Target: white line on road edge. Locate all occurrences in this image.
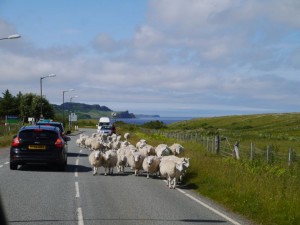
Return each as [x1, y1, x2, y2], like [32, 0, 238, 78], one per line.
[177, 188, 241, 225]
[77, 207, 84, 225]
[75, 182, 80, 198]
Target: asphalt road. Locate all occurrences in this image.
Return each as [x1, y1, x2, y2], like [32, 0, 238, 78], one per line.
[0, 128, 254, 225]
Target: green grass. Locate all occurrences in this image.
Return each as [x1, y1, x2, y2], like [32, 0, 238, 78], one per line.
[117, 113, 300, 225]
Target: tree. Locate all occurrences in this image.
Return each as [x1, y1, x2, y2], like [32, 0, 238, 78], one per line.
[19, 93, 55, 122]
[0, 89, 19, 117]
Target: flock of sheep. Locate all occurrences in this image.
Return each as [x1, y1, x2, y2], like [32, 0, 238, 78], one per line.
[76, 132, 190, 189]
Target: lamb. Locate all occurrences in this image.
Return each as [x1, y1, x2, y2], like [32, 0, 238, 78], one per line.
[127, 151, 145, 176]
[169, 143, 185, 155]
[142, 155, 160, 179]
[102, 150, 118, 175]
[159, 160, 185, 189]
[88, 150, 103, 176]
[155, 144, 171, 157]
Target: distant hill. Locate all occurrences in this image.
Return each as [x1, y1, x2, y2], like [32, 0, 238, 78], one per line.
[52, 103, 135, 119]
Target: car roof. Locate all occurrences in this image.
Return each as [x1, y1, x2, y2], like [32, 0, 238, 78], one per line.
[36, 121, 62, 125]
[36, 121, 64, 130]
[19, 125, 60, 132]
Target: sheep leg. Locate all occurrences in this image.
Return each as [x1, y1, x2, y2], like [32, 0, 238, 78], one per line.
[167, 176, 171, 188]
[93, 166, 97, 176]
[172, 177, 176, 189]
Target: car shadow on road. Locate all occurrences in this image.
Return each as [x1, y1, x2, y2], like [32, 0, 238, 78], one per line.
[67, 152, 88, 157]
[16, 163, 92, 173]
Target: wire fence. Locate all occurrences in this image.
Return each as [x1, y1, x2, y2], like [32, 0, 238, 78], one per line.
[141, 128, 299, 166]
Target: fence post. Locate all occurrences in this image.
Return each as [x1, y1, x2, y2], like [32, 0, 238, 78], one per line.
[215, 135, 220, 154]
[288, 148, 293, 166]
[233, 141, 240, 160]
[206, 137, 210, 151]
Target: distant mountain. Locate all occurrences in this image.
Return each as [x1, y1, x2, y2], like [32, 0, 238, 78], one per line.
[52, 103, 135, 119]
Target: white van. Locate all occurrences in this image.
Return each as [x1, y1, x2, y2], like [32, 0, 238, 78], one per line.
[97, 117, 111, 133]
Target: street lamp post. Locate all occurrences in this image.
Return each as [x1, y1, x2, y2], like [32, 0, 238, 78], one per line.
[69, 96, 78, 130]
[40, 74, 56, 119]
[0, 34, 21, 41]
[62, 89, 75, 125]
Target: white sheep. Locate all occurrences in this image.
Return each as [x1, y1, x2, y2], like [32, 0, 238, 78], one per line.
[142, 155, 160, 179]
[155, 144, 171, 157]
[76, 134, 88, 148]
[169, 143, 185, 155]
[116, 154, 127, 173]
[88, 150, 103, 176]
[102, 150, 118, 175]
[127, 151, 145, 176]
[124, 132, 130, 141]
[138, 144, 155, 157]
[160, 155, 190, 181]
[159, 160, 185, 189]
[90, 138, 105, 151]
[136, 139, 147, 148]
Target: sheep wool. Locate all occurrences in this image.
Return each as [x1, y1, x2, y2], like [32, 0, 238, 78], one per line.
[142, 155, 160, 179]
[88, 150, 103, 176]
[159, 160, 185, 189]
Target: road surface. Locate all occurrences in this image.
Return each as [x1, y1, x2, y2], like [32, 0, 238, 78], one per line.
[0, 128, 254, 225]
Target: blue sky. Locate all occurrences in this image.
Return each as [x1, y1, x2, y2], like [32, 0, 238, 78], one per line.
[1, 0, 300, 117]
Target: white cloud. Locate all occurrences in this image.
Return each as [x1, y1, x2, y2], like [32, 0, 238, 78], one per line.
[1, 1, 300, 117]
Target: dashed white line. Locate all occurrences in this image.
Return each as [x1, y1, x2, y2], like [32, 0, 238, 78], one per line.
[0, 165, 3, 168]
[5, 162, 9, 164]
[177, 188, 241, 225]
[77, 207, 84, 225]
[75, 181, 80, 198]
[75, 168, 78, 177]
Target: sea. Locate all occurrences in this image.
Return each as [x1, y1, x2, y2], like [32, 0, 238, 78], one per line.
[114, 117, 195, 125]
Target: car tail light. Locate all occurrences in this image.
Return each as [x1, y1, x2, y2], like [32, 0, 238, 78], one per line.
[55, 138, 64, 148]
[12, 137, 20, 147]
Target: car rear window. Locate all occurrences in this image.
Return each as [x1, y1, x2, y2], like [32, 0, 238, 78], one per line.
[19, 129, 58, 142]
[36, 123, 65, 133]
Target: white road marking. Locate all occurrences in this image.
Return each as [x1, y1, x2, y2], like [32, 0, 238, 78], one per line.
[77, 207, 84, 225]
[75, 182, 80, 198]
[0, 165, 3, 168]
[75, 168, 78, 177]
[5, 162, 9, 164]
[76, 158, 79, 165]
[177, 188, 241, 225]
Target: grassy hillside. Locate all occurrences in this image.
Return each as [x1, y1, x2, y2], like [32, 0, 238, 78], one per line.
[116, 113, 300, 225]
[167, 113, 300, 153]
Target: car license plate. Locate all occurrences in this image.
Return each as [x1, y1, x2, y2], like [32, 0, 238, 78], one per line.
[28, 145, 46, 150]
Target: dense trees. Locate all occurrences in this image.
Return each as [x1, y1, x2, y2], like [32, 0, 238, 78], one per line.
[0, 89, 55, 122]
